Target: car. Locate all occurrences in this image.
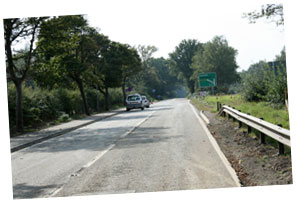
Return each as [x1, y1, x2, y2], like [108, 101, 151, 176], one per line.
[126, 94, 144, 111]
[141, 95, 150, 108]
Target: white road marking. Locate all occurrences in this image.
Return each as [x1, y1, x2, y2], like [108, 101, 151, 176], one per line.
[75, 190, 136, 196]
[46, 185, 63, 198]
[188, 100, 241, 187]
[49, 110, 156, 198]
[199, 111, 210, 125]
[83, 144, 116, 168]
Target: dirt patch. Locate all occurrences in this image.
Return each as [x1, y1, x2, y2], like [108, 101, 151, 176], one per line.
[203, 111, 293, 187]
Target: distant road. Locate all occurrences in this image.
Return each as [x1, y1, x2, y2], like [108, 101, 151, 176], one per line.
[11, 98, 239, 199]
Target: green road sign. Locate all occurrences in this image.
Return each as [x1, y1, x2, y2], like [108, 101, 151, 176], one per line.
[198, 72, 217, 88]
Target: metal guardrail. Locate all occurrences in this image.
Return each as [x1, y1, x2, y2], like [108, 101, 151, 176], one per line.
[217, 102, 290, 155]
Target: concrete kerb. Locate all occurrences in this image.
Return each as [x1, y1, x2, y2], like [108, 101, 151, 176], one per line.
[188, 100, 241, 187]
[10, 100, 163, 153]
[199, 111, 210, 125]
[10, 109, 125, 153]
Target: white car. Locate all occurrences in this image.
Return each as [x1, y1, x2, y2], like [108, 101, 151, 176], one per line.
[141, 95, 150, 108]
[126, 94, 144, 111]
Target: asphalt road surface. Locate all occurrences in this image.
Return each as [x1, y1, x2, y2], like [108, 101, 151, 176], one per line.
[11, 98, 239, 199]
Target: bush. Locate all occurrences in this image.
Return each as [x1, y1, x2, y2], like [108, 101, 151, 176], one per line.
[109, 88, 123, 108]
[22, 86, 60, 127]
[57, 112, 70, 122]
[264, 66, 287, 106]
[241, 72, 268, 101]
[7, 83, 125, 133]
[240, 61, 287, 107]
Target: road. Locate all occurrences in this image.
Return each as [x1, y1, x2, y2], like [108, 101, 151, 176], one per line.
[11, 98, 239, 199]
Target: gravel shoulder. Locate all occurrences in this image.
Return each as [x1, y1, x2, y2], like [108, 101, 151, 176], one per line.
[202, 110, 293, 186]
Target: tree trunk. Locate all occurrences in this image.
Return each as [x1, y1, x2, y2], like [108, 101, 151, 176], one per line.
[95, 84, 100, 112]
[105, 87, 109, 111]
[122, 79, 127, 106]
[188, 80, 195, 94]
[15, 81, 24, 133]
[77, 80, 90, 116]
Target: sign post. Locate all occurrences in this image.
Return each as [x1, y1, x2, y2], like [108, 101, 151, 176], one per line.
[152, 89, 156, 100]
[198, 72, 217, 95]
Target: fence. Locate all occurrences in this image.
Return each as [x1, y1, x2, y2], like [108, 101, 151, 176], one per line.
[217, 102, 290, 155]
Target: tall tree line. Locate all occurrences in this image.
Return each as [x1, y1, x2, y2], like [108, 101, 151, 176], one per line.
[4, 15, 181, 133]
[4, 15, 142, 132]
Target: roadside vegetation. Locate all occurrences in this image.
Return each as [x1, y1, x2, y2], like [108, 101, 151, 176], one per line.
[4, 15, 183, 135]
[4, 4, 288, 136]
[191, 94, 289, 129]
[187, 3, 289, 130]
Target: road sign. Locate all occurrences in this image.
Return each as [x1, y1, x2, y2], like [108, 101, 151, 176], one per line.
[125, 87, 132, 92]
[152, 89, 156, 93]
[198, 72, 217, 88]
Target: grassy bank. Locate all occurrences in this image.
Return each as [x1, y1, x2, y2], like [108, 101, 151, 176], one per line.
[191, 94, 290, 129]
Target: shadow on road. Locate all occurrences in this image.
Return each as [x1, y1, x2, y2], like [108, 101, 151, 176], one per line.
[13, 183, 58, 199]
[115, 126, 181, 150]
[23, 125, 178, 154]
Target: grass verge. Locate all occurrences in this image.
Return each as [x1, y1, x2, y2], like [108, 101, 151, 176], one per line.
[191, 94, 290, 129]
[191, 94, 291, 154]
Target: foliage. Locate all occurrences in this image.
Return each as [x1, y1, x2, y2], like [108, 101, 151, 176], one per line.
[7, 82, 124, 134]
[147, 57, 182, 98]
[228, 82, 242, 94]
[4, 17, 47, 132]
[240, 48, 287, 106]
[263, 63, 287, 107]
[127, 45, 160, 98]
[169, 39, 203, 94]
[5, 15, 182, 134]
[191, 95, 289, 129]
[34, 15, 98, 115]
[240, 61, 269, 101]
[128, 45, 181, 100]
[8, 83, 60, 131]
[243, 4, 284, 26]
[191, 36, 239, 92]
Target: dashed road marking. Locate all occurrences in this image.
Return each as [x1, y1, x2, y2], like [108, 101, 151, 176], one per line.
[49, 110, 156, 197]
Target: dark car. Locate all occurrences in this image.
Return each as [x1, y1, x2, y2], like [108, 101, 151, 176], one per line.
[126, 94, 144, 111]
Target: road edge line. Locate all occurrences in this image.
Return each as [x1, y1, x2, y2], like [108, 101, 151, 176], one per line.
[199, 111, 210, 125]
[188, 100, 241, 187]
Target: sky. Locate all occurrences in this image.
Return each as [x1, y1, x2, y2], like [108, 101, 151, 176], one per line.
[83, 0, 285, 71]
[1, 0, 285, 71]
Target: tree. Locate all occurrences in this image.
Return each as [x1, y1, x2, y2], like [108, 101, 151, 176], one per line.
[191, 36, 239, 92]
[125, 45, 159, 98]
[4, 17, 45, 132]
[117, 45, 141, 105]
[137, 45, 158, 64]
[95, 41, 126, 110]
[169, 39, 203, 94]
[243, 4, 284, 26]
[147, 57, 181, 98]
[240, 61, 270, 101]
[240, 48, 287, 106]
[35, 15, 95, 116]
